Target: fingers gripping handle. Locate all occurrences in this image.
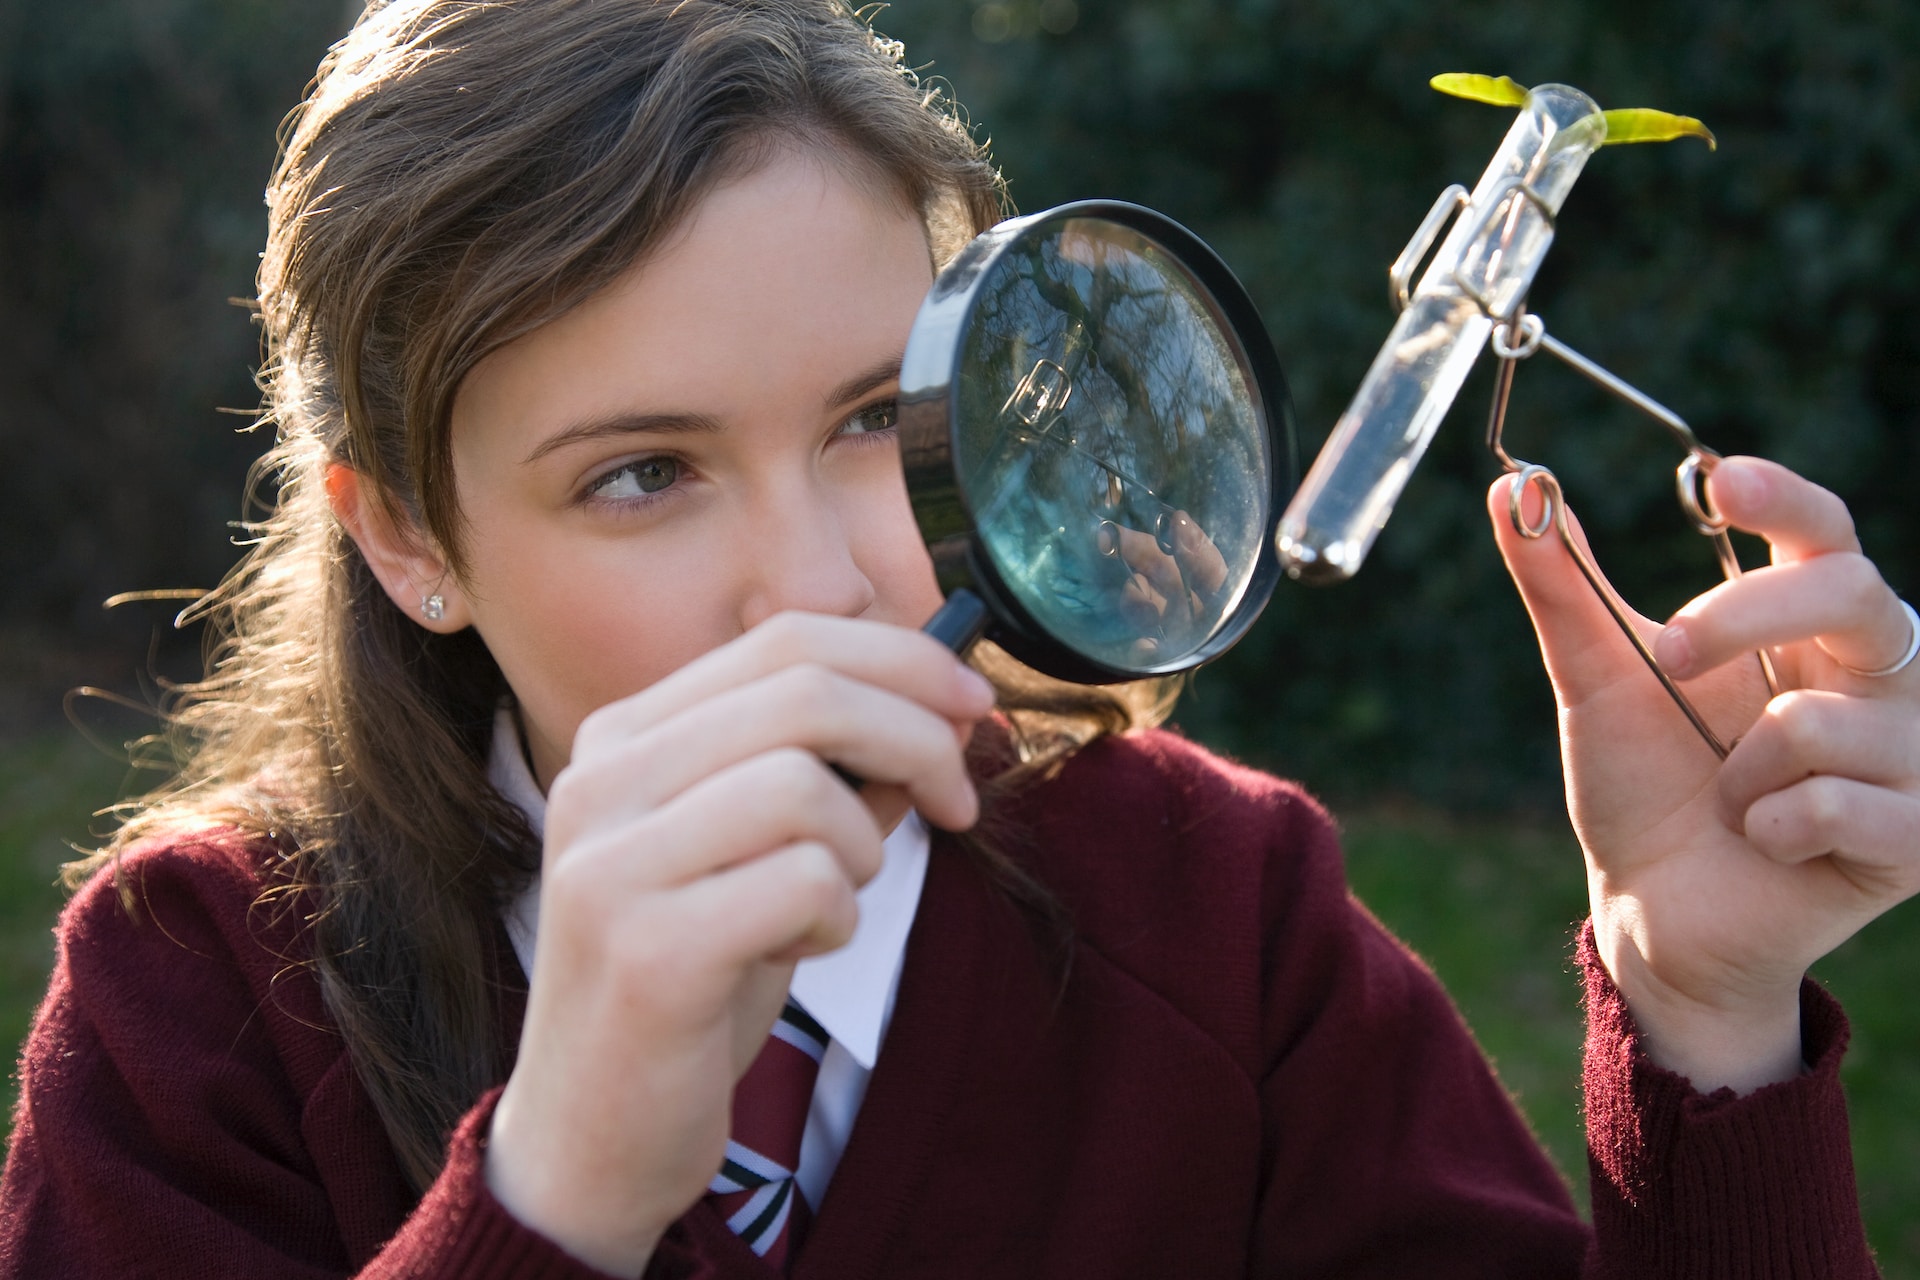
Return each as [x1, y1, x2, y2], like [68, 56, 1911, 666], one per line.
[828, 590, 992, 791]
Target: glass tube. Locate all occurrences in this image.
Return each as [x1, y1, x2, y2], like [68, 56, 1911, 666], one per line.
[1276, 84, 1605, 583]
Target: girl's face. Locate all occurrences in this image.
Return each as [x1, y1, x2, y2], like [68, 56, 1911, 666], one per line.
[443, 147, 945, 788]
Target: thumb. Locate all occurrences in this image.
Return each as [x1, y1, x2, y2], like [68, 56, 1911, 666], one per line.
[1487, 472, 1660, 708]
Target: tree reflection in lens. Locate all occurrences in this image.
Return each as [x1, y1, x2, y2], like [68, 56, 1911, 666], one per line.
[955, 217, 1268, 671]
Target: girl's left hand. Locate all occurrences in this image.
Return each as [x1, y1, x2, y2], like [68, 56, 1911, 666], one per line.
[1490, 456, 1920, 1093]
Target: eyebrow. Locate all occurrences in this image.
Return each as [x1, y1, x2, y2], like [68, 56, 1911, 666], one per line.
[823, 354, 905, 413]
[520, 352, 905, 467]
[522, 410, 723, 465]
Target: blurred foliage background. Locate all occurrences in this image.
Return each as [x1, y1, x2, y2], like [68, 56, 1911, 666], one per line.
[3, 0, 1914, 806]
[3, 0, 1904, 809]
[873, 0, 1920, 810]
[0, 0, 355, 728]
[0, 0, 1915, 1265]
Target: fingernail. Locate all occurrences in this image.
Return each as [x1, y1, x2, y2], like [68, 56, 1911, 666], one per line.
[1655, 624, 1693, 676]
[959, 664, 996, 710]
[1714, 460, 1760, 510]
[958, 782, 982, 830]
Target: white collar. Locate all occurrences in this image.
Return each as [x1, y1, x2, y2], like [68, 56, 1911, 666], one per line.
[488, 706, 928, 1070]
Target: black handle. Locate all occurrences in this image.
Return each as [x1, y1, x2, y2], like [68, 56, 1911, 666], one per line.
[921, 588, 991, 656]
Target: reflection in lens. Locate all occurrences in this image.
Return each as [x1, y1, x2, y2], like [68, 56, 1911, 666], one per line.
[954, 220, 1269, 671]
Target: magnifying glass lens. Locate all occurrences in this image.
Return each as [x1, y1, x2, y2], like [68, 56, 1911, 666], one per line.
[901, 201, 1292, 683]
[953, 219, 1271, 671]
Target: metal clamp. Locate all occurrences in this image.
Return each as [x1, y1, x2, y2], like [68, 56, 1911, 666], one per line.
[1450, 176, 1557, 323]
[1000, 358, 1073, 427]
[1390, 185, 1469, 313]
[1482, 301, 1780, 759]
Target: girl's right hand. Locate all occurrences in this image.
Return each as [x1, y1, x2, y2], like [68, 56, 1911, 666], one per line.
[481, 612, 995, 1277]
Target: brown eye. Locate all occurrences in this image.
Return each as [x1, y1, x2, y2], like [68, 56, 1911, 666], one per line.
[632, 457, 677, 491]
[837, 399, 898, 437]
[591, 456, 680, 500]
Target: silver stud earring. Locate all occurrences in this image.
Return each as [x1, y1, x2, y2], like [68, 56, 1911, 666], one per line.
[421, 593, 446, 622]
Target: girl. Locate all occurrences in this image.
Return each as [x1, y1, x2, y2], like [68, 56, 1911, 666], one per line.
[3, 1, 1915, 1275]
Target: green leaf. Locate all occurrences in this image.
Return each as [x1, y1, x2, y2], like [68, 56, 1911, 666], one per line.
[1429, 73, 1530, 108]
[1601, 108, 1717, 150]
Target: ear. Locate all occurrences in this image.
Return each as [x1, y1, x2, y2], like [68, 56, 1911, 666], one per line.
[324, 463, 474, 633]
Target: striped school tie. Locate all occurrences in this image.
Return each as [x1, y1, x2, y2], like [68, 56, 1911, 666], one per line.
[705, 998, 829, 1269]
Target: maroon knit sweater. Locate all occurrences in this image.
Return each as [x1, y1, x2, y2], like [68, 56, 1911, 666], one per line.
[0, 729, 1877, 1278]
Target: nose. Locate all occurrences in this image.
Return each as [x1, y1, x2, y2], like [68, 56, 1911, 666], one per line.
[735, 476, 878, 632]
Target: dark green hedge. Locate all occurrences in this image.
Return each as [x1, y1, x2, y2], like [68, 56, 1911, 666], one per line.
[0, 0, 351, 723]
[880, 0, 1920, 806]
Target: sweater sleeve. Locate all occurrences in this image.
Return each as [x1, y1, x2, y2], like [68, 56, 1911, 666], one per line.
[1579, 922, 1878, 1278]
[0, 836, 619, 1280]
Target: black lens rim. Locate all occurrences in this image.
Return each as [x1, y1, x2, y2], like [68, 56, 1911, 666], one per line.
[898, 200, 1298, 685]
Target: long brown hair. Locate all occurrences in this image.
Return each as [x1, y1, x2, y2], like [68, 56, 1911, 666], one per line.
[78, 0, 1171, 1192]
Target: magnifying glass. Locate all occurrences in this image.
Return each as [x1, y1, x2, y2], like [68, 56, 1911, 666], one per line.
[899, 201, 1297, 683]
